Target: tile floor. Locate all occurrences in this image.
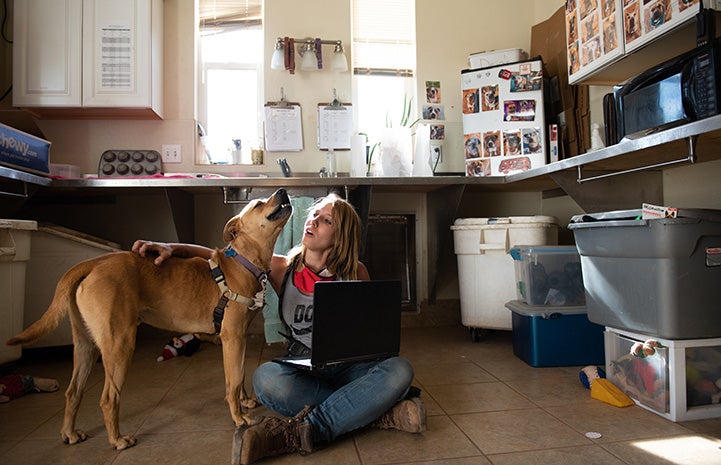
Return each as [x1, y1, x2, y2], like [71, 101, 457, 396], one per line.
[2, 323, 721, 465]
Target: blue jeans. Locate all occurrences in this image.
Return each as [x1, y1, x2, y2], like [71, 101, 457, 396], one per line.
[252, 356, 414, 443]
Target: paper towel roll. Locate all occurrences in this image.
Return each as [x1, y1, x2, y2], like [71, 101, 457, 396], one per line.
[350, 135, 367, 177]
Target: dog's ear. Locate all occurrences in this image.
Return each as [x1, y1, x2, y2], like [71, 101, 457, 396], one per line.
[223, 216, 239, 243]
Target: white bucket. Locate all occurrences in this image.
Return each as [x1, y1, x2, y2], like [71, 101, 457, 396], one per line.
[451, 216, 558, 330]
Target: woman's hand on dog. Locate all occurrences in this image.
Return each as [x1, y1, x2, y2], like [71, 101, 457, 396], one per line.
[132, 241, 215, 265]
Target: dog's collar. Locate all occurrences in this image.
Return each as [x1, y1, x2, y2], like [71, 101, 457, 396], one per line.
[224, 245, 269, 282]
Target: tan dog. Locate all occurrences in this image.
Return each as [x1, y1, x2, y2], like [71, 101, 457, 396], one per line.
[7, 188, 292, 450]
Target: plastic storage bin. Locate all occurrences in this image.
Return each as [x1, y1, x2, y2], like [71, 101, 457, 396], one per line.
[24, 225, 120, 347]
[510, 245, 585, 306]
[568, 208, 721, 339]
[451, 216, 558, 340]
[468, 48, 528, 69]
[506, 300, 604, 367]
[605, 327, 721, 421]
[0, 219, 37, 364]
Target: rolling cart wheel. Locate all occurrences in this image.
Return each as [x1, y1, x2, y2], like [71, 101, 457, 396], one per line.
[469, 327, 490, 342]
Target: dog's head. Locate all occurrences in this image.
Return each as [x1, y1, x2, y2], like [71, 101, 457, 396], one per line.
[426, 86, 439, 103]
[222, 188, 292, 252]
[483, 133, 499, 156]
[465, 136, 481, 158]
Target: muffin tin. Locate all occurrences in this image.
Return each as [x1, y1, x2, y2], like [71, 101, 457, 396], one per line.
[98, 150, 162, 177]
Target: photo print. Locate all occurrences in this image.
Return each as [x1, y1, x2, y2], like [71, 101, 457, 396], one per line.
[678, 0, 699, 12]
[430, 125, 445, 140]
[581, 12, 599, 43]
[423, 105, 446, 120]
[624, 1, 641, 43]
[582, 36, 602, 65]
[498, 156, 532, 174]
[567, 0, 577, 13]
[425, 81, 441, 104]
[466, 158, 491, 177]
[462, 89, 479, 114]
[503, 130, 523, 156]
[643, 0, 671, 33]
[522, 128, 543, 154]
[482, 130, 501, 157]
[503, 100, 536, 122]
[464, 133, 482, 159]
[567, 13, 578, 43]
[603, 15, 619, 52]
[480, 85, 499, 111]
[510, 71, 542, 92]
[568, 41, 581, 74]
[602, 0, 616, 17]
[579, 0, 598, 20]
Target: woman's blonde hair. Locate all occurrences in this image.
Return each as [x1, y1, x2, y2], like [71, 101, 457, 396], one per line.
[289, 193, 362, 280]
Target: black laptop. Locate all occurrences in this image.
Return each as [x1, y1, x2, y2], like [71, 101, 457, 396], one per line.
[273, 280, 402, 371]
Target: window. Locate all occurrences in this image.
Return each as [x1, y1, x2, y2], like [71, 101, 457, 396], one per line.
[198, 1, 262, 165]
[352, 0, 416, 143]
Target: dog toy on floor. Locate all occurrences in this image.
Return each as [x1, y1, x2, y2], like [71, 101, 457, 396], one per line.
[0, 374, 59, 403]
[579, 365, 634, 408]
[157, 333, 201, 361]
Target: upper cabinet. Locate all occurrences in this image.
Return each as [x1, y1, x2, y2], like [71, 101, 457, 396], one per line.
[12, 0, 163, 119]
[567, 0, 705, 84]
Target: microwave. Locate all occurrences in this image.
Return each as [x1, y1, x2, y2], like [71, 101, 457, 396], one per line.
[609, 38, 721, 144]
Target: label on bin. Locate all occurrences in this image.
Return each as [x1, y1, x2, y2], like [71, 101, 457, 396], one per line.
[706, 247, 721, 267]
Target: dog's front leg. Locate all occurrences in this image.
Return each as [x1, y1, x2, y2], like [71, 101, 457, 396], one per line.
[220, 331, 255, 426]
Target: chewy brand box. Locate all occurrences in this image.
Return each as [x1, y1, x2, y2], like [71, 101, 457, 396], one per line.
[0, 123, 51, 175]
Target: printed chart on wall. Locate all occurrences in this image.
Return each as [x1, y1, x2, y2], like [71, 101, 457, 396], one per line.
[461, 59, 546, 177]
[317, 103, 353, 150]
[264, 103, 303, 152]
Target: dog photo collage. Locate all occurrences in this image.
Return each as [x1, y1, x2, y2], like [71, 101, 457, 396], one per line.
[567, 0, 700, 78]
[423, 81, 445, 141]
[461, 59, 547, 177]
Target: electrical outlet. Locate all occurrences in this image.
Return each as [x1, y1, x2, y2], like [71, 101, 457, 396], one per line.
[161, 144, 182, 163]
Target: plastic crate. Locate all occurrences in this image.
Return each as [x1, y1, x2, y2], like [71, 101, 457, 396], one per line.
[605, 327, 721, 421]
[506, 300, 604, 367]
[510, 245, 585, 306]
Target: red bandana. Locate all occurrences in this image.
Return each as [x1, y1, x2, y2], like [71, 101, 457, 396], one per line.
[294, 265, 335, 293]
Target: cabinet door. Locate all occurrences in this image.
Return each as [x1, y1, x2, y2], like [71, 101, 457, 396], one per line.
[12, 0, 83, 107]
[82, 0, 159, 109]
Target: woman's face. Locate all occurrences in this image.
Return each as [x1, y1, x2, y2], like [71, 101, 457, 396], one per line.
[302, 202, 335, 252]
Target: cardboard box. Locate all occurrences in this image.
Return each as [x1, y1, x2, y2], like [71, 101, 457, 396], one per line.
[0, 122, 50, 175]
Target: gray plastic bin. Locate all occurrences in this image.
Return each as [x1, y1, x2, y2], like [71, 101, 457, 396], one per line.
[568, 208, 721, 339]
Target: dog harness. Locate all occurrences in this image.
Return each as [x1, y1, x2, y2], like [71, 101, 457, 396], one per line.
[209, 245, 269, 333]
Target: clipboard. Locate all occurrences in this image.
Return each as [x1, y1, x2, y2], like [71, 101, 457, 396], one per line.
[317, 98, 353, 150]
[264, 97, 303, 152]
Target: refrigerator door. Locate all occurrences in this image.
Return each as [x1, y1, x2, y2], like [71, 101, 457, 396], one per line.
[461, 59, 547, 176]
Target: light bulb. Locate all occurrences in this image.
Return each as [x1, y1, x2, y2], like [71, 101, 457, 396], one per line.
[300, 42, 317, 71]
[331, 43, 348, 72]
[270, 38, 284, 70]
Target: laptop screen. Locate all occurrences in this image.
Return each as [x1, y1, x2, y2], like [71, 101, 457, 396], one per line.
[310, 280, 402, 367]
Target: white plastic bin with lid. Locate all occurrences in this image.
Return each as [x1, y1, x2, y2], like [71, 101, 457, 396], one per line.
[24, 225, 121, 347]
[0, 219, 37, 364]
[451, 216, 559, 341]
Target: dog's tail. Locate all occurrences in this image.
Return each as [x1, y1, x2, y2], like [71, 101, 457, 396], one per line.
[6, 258, 95, 347]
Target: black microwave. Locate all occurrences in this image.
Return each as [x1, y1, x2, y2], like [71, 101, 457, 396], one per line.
[609, 38, 721, 144]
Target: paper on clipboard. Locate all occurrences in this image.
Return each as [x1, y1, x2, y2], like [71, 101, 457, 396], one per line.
[264, 104, 303, 152]
[317, 104, 353, 150]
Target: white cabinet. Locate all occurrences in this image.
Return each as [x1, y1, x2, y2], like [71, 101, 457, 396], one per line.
[13, 0, 163, 118]
[566, 0, 705, 84]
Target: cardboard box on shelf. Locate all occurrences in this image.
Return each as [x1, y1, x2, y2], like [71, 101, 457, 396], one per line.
[0, 122, 50, 175]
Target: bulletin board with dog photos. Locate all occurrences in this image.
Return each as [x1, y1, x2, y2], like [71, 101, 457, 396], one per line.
[566, 0, 625, 84]
[461, 58, 547, 177]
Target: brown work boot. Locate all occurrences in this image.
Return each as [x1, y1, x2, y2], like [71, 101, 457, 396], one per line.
[372, 397, 427, 433]
[231, 406, 314, 465]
